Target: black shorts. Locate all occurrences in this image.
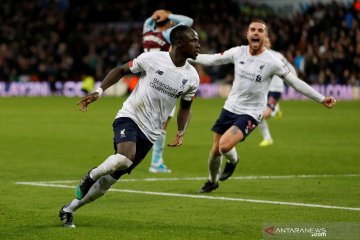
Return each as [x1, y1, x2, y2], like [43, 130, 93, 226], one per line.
[111, 117, 153, 177]
[211, 109, 258, 140]
[267, 91, 281, 111]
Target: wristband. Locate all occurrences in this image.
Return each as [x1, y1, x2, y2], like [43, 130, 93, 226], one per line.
[95, 87, 103, 96]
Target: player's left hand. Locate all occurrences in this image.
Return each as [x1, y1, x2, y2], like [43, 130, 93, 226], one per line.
[167, 131, 184, 147]
[77, 92, 99, 112]
[322, 96, 336, 109]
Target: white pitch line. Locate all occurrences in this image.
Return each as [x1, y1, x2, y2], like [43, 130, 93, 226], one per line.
[16, 181, 360, 212]
[32, 173, 360, 184]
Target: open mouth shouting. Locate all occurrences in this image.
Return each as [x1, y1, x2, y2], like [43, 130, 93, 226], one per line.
[250, 36, 261, 47]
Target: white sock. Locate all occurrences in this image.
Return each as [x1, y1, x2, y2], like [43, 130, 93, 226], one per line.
[258, 120, 272, 141]
[221, 147, 238, 164]
[208, 153, 222, 183]
[151, 130, 166, 166]
[271, 103, 280, 117]
[89, 154, 132, 181]
[63, 175, 117, 213]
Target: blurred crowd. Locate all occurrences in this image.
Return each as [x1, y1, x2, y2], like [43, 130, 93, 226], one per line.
[0, 0, 359, 86]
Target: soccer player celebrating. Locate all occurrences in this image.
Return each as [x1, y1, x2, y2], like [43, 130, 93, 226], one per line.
[59, 25, 200, 227]
[258, 35, 298, 147]
[143, 9, 194, 173]
[190, 19, 336, 193]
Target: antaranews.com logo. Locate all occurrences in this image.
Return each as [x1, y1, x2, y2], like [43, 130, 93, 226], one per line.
[263, 222, 360, 239]
[264, 225, 326, 238]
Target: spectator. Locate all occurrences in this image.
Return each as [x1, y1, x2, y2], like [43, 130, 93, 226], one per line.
[0, 0, 358, 86]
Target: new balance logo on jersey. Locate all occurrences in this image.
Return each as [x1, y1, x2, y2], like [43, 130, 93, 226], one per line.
[255, 75, 262, 82]
[259, 65, 265, 70]
[240, 61, 245, 65]
[156, 70, 164, 75]
[120, 129, 126, 138]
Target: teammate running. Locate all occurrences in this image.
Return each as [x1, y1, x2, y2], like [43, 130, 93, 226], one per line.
[190, 19, 336, 193]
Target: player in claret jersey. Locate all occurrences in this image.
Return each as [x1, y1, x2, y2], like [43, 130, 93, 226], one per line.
[143, 9, 194, 173]
[59, 25, 200, 228]
[143, 9, 193, 52]
[190, 19, 336, 193]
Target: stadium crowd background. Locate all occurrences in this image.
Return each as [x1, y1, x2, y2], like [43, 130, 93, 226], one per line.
[0, 0, 359, 88]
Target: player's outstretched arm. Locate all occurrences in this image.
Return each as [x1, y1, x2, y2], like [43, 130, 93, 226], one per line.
[283, 72, 336, 109]
[189, 48, 234, 66]
[77, 63, 132, 112]
[168, 99, 192, 147]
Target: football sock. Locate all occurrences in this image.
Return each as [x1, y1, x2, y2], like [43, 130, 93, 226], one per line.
[258, 120, 272, 141]
[151, 130, 166, 166]
[90, 154, 132, 181]
[271, 103, 280, 117]
[64, 175, 117, 213]
[222, 147, 239, 164]
[208, 153, 222, 183]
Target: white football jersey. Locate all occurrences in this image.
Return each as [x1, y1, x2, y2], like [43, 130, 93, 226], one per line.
[267, 49, 297, 93]
[193, 46, 290, 122]
[116, 51, 199, 143]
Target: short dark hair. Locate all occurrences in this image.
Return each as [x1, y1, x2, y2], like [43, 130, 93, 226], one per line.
[170, 25, 192, 44]
[250, 18, 268, 33]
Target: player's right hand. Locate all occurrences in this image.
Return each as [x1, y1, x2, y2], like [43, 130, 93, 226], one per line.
[167, 131, 184, 147]
[77, 93, 99, 112]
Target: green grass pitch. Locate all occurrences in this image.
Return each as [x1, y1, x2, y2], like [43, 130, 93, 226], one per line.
[0, 97, 359, 239]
